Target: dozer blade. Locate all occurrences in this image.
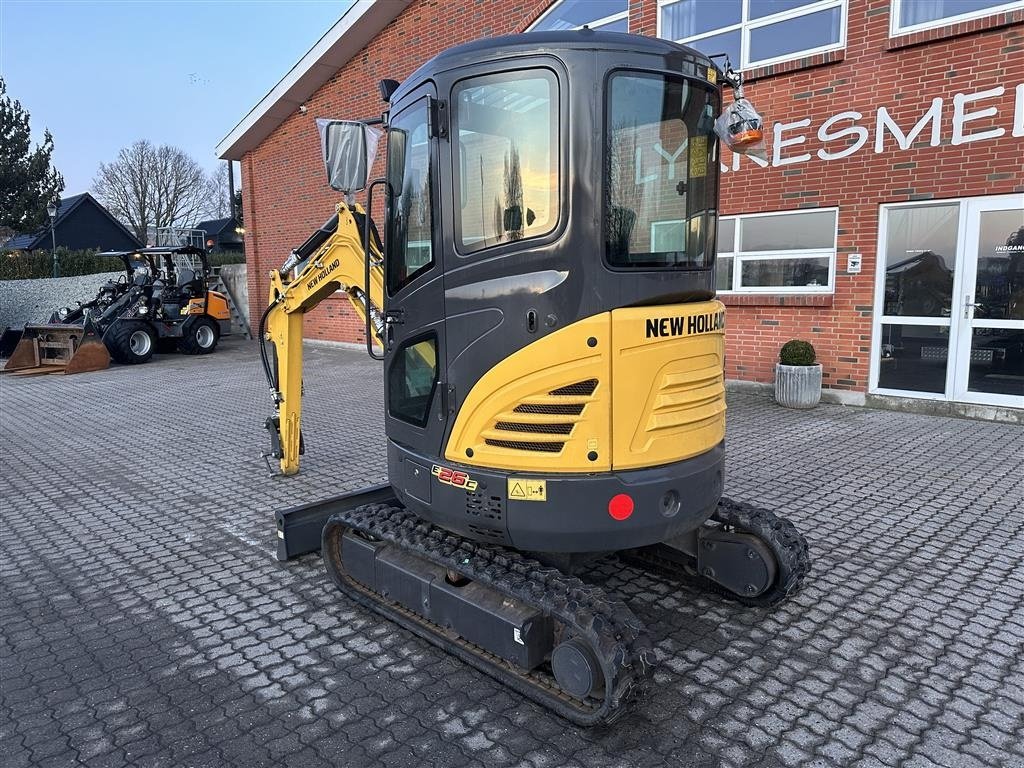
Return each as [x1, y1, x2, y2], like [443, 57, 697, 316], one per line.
[1, 324, 110, 376]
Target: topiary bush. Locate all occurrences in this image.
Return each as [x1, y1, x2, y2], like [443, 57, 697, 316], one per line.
[779, 339, 817, 366]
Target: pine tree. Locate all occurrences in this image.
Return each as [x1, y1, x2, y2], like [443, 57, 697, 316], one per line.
[0, 78, 65, 242]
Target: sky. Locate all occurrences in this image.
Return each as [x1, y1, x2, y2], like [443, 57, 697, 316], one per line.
[0, 0, 352, 196]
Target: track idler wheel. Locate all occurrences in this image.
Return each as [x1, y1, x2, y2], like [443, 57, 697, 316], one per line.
[622, 498, 810, 609]
[701, 498, 810, 607]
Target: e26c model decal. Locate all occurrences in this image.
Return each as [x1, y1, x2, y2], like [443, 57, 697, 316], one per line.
[432, 464, 479, 492]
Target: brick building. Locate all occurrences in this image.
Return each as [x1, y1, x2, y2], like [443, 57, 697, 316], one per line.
[218, 0, 1024, 411]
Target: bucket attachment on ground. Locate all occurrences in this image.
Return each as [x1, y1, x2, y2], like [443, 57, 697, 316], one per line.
[1, 324, 111, 376]
[0, 325, 25, 358]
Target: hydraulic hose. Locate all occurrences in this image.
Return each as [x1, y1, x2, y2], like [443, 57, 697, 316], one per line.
[258, 300, 279, 397]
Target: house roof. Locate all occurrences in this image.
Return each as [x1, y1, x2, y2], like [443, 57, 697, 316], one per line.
[3, 193, 141, 250]
[4, 232, 36, 250]
[195, 217, 236, 237]
[215, 0, 411, 161]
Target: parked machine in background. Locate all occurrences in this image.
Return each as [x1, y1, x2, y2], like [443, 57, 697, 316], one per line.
[263, 31, 811, 725]
[1, 245, 231, 375]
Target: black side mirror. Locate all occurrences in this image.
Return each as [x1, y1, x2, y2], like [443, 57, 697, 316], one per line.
[378, 79, 400, 102]
[319, 120, 369, 193]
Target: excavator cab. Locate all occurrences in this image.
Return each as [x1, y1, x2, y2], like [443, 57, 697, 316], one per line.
[263, 30, 807, 725]
[375, 33, 728, 555]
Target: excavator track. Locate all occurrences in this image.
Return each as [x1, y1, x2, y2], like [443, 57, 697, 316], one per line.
[623, 497, 810, 607]
[322, 503, 654, 726]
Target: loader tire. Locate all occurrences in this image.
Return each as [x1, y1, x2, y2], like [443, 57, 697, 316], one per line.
[178, 316, 219, 355]
[107, 321, 156, 365]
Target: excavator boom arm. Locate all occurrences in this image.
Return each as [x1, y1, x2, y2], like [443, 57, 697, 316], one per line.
[262, 201, 384, 475]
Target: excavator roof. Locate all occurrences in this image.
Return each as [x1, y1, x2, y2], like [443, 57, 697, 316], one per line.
[390, 29, 719, 104]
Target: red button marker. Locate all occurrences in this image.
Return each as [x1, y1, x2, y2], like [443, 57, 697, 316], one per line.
[608, 494, 634, 521]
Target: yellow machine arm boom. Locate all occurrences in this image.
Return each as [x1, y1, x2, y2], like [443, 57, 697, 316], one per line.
[261, 201, 384, 475]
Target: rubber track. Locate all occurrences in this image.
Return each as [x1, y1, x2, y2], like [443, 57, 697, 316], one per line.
[322, 504, 655, 726]
[623, 496, 811, 608]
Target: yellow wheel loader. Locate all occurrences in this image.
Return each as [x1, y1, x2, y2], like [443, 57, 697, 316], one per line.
[264, 30, 810, 725]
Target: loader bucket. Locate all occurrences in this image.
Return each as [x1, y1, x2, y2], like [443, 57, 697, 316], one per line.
[0, 325, 24, 358]
[1, 324, 110, 376]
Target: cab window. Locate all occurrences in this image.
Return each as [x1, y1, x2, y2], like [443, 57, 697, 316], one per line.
[452, 69, 559, 253]
[386, 100, 433, 294]
[605, 71, 718, 268]
[388, 336, 438, 427]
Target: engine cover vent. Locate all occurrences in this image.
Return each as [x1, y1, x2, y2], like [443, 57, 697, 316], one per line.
[549, 379, 598, 397]
[484, 438, 565, 453]
[494, 421, 574, 435]
[513, 403, 585, 415]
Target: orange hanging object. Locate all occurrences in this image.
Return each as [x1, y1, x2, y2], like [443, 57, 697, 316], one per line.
[715, 79, 769, 161]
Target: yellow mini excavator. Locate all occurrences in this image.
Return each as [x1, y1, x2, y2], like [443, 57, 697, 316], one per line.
[263, 31, 810, 725]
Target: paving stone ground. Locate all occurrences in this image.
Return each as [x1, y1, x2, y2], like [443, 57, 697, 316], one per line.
[1, 338, 1022, 768]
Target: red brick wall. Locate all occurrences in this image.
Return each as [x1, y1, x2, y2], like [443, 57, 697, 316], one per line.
[241, 0, 1023, 392]
[694, 2, 1023, 391]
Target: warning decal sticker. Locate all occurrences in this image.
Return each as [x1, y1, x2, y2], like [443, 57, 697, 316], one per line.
[507, 478, 547, 502]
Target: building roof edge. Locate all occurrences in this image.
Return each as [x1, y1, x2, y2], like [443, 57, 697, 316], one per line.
[215, 0, 410, 161]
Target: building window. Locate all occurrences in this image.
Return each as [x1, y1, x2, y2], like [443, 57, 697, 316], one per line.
[716, 209, 838, 293]
[658, 0, 846, 70]
[452, 69, 559, 254]
[530, 0, 629, 32]
[891, 0, 1024, 35]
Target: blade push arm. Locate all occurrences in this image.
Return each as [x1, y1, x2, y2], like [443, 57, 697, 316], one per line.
[261, 201, 385, 475]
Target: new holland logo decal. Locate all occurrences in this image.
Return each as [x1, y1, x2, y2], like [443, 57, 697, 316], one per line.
[645, 309, 725, 338]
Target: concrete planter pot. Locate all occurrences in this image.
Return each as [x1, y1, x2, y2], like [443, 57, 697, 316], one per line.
[775, 363, 822, 409]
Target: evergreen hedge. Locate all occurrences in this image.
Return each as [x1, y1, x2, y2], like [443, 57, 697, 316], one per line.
[0, 248, 245, 280]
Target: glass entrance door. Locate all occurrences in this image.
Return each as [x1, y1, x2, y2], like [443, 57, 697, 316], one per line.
[873, 194, 1024, 407]
[951, 197, 1024, 406]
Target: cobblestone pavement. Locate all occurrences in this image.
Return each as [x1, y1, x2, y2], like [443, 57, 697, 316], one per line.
[2, 339, 1023, 768]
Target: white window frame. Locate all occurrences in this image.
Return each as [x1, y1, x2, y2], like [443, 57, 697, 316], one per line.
[657, 0, 847, 71]
[716, 208, 838, 294]
[890, 0, 1024, 36]
[528, 1, 629, 32]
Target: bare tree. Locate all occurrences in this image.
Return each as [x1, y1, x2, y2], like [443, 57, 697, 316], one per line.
[92, 141, 212, 241]
[204, 163, 233, 220]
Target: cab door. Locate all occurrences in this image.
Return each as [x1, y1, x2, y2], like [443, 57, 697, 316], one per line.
[383, 85, 448, 458]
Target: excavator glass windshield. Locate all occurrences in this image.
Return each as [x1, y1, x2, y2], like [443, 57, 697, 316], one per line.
[606, 71, 717, 269]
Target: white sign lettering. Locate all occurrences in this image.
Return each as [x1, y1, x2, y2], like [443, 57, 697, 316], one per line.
[952, 86, 1005, 145]
[875, 97, 942, 152]
[817, 111, 868, 160]
[1015, 84, 1024, 138]
[773, 118, 812, 166]
[719, 83, 1023, 174]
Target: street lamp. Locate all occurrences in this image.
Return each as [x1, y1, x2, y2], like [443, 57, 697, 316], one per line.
[46, 200, 59, 278]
